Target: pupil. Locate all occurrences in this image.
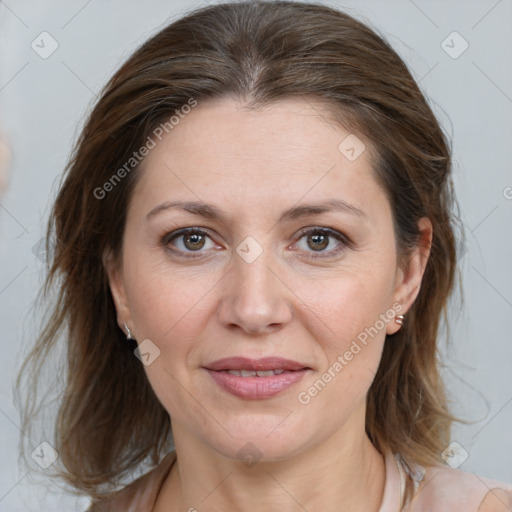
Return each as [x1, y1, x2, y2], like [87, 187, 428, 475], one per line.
[308, 233, 329, 251]
[184, 233, 205, 250]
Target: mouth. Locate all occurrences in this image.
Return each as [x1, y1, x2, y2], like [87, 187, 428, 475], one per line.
[203, 357, 311, 400]
[221, 368, 288, 377]
[204, 356, 310, 372]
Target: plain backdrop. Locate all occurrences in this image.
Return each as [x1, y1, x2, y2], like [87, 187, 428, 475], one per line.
[0, 0, 511, 510]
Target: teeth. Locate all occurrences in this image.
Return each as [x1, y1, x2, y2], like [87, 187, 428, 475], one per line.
[225, 369, 286, 377]
[256, 370, 275, 377]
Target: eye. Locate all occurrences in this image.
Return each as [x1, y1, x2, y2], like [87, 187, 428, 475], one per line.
[162, 228, 220, 256]
[293, 227, 350, 258]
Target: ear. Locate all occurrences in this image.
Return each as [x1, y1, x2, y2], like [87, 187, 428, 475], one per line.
[103, 249, 133, 335]
[386, 217, 432, 335]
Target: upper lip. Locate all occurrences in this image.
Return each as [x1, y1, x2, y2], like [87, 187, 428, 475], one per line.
[204, 357, 309, 371]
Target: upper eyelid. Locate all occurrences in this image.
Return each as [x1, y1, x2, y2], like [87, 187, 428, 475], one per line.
[163, 227, 214, 242]
[295, 226, 346, 237]
[294, 226, 351, 245]
[164, 226, 347, 241]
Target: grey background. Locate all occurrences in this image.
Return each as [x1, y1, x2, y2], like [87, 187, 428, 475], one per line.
[1, 0, 511, 510]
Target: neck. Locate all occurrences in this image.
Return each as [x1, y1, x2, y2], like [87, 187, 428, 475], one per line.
[156, 421, 386, 512]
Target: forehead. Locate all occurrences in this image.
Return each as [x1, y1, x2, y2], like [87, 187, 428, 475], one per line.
[146, 97, 368, 169]
[131, 97, 386, 219]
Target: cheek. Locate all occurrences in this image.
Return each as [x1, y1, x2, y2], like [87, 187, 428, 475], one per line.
[296, 263, 396, 348]
[123, 263, 217, 417]
[293, 264, 396, 404]
[124, 254, 217, 345]
[296, 301, 388, 424]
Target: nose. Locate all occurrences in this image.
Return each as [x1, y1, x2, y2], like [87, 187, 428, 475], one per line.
[216, 253, 293, 335]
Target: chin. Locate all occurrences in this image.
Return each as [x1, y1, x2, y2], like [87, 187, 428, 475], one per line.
[200, 413, 320, 463]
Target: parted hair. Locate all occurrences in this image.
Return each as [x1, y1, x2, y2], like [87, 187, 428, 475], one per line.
[18, 0, 459, 503]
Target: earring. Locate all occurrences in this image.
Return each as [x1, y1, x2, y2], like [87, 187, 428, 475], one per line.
[123, 322, 133, 340]
[395, 315, 404, 326]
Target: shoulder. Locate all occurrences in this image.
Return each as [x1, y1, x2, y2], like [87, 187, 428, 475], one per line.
[86, 451, 177, 512]
[407, 463, 512, 512]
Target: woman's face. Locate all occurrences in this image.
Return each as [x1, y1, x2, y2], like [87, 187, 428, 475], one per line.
[107, 97, 429, 461]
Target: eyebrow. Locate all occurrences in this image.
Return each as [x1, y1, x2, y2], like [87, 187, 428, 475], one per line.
[146, 199, 366, 221]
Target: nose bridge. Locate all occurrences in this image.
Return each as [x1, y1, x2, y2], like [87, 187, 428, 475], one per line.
[217, 245, 292, 333]
[237, 255, 275, 305]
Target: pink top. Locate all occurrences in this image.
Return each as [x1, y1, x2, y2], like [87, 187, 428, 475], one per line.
[88, 449, 512, 511]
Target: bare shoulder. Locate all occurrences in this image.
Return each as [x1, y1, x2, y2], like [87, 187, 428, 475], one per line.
[407, 464, 512, 512]
[478, 487, 512, 512]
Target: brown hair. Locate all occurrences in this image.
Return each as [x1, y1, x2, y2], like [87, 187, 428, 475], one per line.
[17, 0, 459, 504]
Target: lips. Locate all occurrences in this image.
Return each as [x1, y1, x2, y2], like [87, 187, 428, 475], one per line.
[205, 356, 308, 372]
[203, 357, 310, 400]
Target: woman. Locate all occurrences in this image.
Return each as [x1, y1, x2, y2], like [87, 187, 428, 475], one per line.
[18, 1, 512, 511]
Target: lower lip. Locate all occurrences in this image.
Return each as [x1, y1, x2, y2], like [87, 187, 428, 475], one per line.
[205, 369, 308, 399]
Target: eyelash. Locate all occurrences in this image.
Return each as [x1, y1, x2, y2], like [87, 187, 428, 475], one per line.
[293, 226, 351, 259]
[161, 228, 217, 259]
[161, 226, 351, 260]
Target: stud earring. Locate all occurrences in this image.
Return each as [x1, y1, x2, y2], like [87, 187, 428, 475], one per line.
[123, 322, 133, 340]
[395, 315, 404, 326]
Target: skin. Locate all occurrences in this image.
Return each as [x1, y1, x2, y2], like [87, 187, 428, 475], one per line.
[105, 97, 432, 512]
